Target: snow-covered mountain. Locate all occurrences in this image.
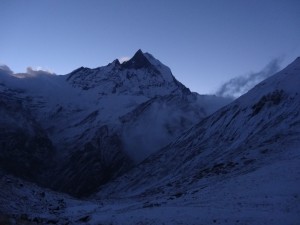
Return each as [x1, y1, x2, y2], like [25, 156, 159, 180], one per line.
[93, 57, 300, 223]
[98, 56, 300, 191]
[0, 56, 299, 224]
[0, 50, 230, 197]
[66, 49, 189, 97]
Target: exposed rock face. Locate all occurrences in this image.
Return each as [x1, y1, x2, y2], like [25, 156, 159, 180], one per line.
[122, 49, 154, 70]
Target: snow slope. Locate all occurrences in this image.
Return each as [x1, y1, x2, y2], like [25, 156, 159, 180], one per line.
[97, 57, 300, 197]
[95, 57, 300, 223]
[1, 154, 299, 225]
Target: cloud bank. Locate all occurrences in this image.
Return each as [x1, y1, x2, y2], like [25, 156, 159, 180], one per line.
[216, 58, 282, 98]
[24, 67, 55, 77]
[0, 64, 55, 78]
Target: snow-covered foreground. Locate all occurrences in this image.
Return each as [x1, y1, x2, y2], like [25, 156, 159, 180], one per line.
[64, 144, 300, 225]
[1, 144, 299, 225]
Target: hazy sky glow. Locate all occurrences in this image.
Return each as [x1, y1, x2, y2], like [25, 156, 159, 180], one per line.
[1, 0, 300, 94]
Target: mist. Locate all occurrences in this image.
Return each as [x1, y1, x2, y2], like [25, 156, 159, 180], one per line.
[216, 58, 282, 98]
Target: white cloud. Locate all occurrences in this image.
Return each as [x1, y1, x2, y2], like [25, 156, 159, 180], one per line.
[118, 56, 130, 63]
[13, 66, 56, 78]
[26, 66, 55, 75]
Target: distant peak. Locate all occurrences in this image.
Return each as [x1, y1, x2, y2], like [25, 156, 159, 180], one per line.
[122, 49, 152, 70]
[112, 59, 121, 66]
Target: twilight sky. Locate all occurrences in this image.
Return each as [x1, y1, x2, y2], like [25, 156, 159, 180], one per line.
[0, 0, 300, 94]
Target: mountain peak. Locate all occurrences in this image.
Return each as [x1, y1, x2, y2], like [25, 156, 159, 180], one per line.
[135, 49, 144, 56]
[122, 49, 152, 70]
[131, 49, 145, 60]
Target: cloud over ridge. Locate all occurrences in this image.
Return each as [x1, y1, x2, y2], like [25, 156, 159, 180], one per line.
[216, 58, 282, 98]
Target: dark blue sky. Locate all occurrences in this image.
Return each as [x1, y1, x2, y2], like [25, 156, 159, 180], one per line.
[1, 0, 299, 94]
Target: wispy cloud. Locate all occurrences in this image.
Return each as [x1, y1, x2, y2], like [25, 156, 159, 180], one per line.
[216, 58, 282, 98]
